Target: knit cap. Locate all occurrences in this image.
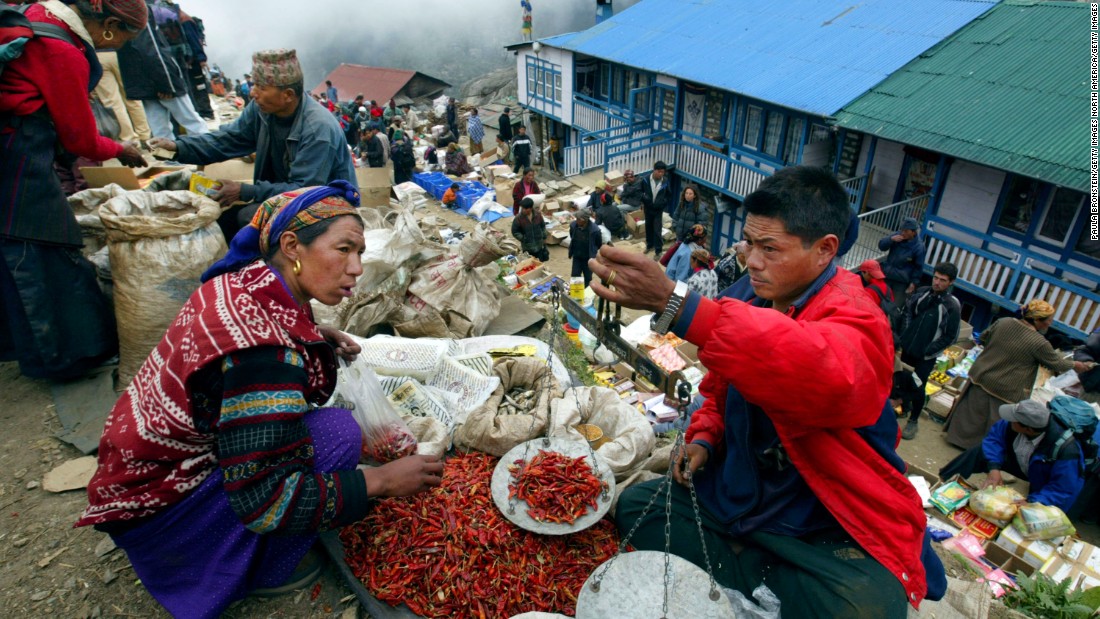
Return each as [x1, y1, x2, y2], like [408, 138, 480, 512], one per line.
[251, 49, 304, 88]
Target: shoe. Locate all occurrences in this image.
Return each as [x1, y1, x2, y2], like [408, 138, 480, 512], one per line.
[250, 547, 324, 597]
[901, 420, 919, 440]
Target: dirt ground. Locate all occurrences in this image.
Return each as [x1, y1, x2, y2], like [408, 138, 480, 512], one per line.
[2, 180, 1094, 618]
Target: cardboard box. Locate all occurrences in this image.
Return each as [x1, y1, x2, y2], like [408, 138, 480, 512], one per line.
[546, 230, 568, 246]
[513, 257, 541, 274]
[519, 267, 547, 285]
[983, 541, 1036, 577]
[356, 167, 391, 208]
[994, 526, 1060, 569]
[1039, 539, 1100, 590]
[627, 210, 646, 234]
[541, 200, 560, 214]
[605, 169, 625, 187]
[81, 165, 188, 190]
[485, 164, 512, 185]
[957, 320, 974, 344]
[925, 389, 958, 420]
[494, 179, 514, 207]
[677, 342, 699, 365]
[202, 159, 255, 183]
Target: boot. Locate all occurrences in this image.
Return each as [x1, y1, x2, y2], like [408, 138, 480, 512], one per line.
[901, 419, 919, 440]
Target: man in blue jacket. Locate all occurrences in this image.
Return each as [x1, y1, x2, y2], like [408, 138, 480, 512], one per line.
[878, 217, 926, 307]
[939, 399, 1085, 512]
[149, 49, 355, 239]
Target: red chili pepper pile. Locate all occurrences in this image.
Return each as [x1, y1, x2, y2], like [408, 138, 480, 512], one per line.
[340, 451, 619, 618]
[509, 450, 607, 524]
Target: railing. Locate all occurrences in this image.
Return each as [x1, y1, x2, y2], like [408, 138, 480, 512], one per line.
[562, 119, 654, 176]
[604, 131, 678, 176]
[562, 138, 607, 176]
[677, 140, 729, 191]
[839, 172, 871, 212]
[726, 159, 770, 201]
[839, 194, 930, 271]
[923, 216, 1099, 338]
[573, 95, 632, 134]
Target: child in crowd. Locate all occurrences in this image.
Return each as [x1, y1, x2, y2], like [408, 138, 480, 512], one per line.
[442, 183, 460, 209]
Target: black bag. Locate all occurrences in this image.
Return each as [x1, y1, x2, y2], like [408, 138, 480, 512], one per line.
[870, 285, 903, 334]
[90, 97, 121, 140]
[1080, 365, 1100, 393]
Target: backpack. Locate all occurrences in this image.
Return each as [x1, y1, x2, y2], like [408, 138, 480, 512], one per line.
[1, 5, 75, 74]
[1048, 395, 1099, 472]
[0, 5, 98, 87]
[869, 285, 903, 334]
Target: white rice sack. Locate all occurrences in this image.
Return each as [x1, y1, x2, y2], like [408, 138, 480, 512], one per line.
[353, 334, 456, 381]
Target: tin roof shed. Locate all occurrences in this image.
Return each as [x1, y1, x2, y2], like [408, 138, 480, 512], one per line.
[834, 0, 1089, 191]
[539, 0, 996, 116]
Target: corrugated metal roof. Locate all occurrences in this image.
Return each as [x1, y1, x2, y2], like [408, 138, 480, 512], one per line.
[539, 0, 996, 116]
[313, 65, 450, 106]
[834, 1, 1088, 191]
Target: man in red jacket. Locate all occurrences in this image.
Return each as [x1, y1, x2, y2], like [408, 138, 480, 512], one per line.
[589, 166, 945, 617]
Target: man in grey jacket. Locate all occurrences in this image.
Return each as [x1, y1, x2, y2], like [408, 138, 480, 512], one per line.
[149, 49, 355, 238]
[896, 262, 961, 440]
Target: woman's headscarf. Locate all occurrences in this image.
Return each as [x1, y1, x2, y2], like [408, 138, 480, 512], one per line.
[87, 0, 148, 29]
[1022, 299, 1056, 321]
[684, 224, 706, 244]
[201, 180, 361, 282]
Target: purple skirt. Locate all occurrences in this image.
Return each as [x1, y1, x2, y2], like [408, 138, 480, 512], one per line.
[110, 407, 361, 619]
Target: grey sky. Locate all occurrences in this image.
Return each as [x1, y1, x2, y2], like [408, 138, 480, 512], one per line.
[181, 0, 639, 89]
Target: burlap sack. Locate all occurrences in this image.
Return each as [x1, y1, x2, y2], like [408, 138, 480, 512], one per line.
[406, 416, 450, 459]
[549, 387, 657, 480]
[407, 256, 504, 337]
[68, 184, 127, 255]
[453, 357, 563, 456]
[99, 191, 226, 386]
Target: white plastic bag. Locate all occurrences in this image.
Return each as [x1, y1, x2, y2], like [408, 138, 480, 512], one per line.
[599, 224, 611, 244]
[330, 358, 417, 463]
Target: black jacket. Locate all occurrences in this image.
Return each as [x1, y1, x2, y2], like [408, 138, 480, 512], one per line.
[511, 134, 532, 162]
[498, 113, 513, 142]
[592, 198, 625, 234]
[639, 173, 672, 214]
[897, 287, 962, 361]
[117, 12, 189, 100]
[511, 212, 547, 255]
[568, 221, 603, 260]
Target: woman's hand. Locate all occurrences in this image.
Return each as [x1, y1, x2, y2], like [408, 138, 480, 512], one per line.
[671, 442, 708, 487]
[117, 142, 146, 168]
[362, 454, 444, 497]
[318, 325, 361, 362]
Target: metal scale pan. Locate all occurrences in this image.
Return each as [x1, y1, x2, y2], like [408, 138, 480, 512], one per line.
[491, 437, 616, 535]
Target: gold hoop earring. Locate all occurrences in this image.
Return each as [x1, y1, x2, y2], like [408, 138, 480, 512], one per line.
[293, 259, 301, 275]
[103, 30, 115, 41]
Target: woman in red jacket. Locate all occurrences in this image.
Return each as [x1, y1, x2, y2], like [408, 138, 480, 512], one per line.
[0, 0, 147, 380]
[511, 167, 539, 215]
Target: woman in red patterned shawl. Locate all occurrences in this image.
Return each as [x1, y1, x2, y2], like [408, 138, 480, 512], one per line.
[77, 181, 443, 618]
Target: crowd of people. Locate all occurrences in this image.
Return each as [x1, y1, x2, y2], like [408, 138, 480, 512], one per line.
[3, 3, 1099, 616]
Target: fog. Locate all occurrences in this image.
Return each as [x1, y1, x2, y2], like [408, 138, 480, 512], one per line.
[181, 0, 640, 91]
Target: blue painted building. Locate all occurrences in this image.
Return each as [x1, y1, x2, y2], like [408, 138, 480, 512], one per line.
[833, 1, 1098, 340]
[509, 0, 996, 250]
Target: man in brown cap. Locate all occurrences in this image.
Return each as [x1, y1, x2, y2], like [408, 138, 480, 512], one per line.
[150, 49, 355, 238]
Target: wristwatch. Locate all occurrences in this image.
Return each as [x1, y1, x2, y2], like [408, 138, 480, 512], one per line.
[651, 281, 688, 335]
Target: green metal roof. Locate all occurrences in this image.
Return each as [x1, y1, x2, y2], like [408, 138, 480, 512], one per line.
[834, 0, 1089, 191]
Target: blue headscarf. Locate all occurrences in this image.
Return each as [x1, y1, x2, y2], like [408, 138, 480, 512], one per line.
[201, 180, 361, 282]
